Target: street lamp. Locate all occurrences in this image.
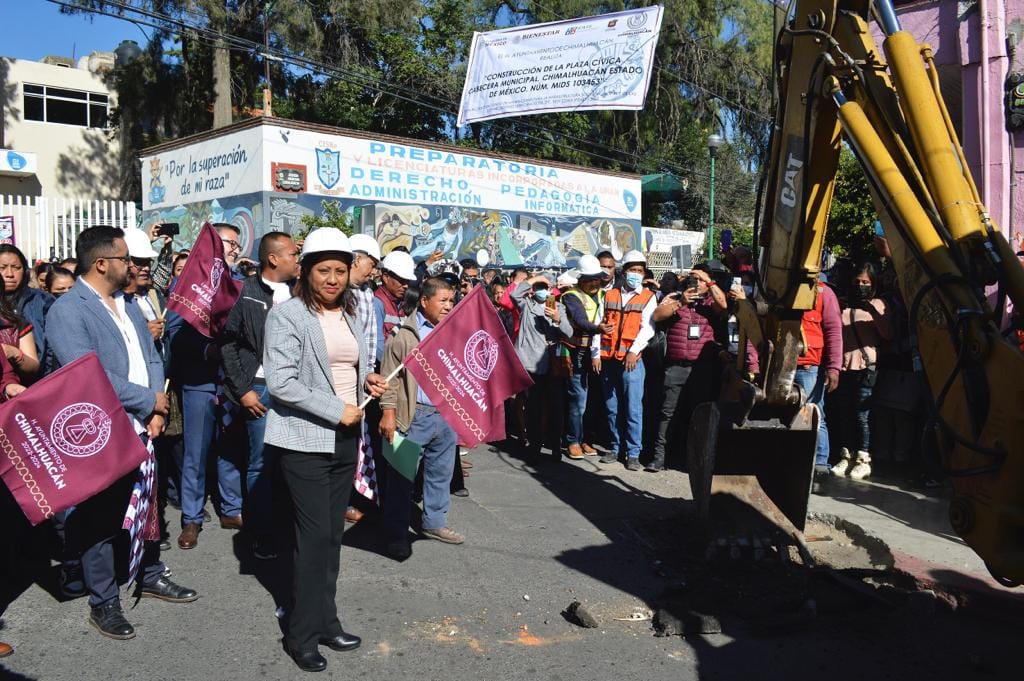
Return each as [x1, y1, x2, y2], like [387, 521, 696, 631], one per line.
[706, 133, 723, 259]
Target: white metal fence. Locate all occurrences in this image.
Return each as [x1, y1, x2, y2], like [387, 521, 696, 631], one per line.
[0, 195, 138, 262]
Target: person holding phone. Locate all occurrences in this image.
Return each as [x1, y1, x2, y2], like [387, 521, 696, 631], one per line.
[510, 272, 573, 462]
[648, 263, 727, 472]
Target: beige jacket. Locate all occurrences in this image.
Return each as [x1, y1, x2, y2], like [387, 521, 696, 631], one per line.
[380, 314, 421, 433]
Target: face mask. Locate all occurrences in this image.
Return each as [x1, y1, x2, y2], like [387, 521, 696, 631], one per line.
[855, 284, 872, 300]
[625, 272, 644, 290]
[533, 288, 550, 302]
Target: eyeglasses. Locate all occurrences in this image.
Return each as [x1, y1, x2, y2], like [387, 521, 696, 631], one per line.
[223, 239, 241, 250]
[461, 276, 481, 285]
[102, 254, 132, 264]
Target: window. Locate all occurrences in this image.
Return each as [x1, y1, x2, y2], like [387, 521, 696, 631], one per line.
[22, 83, 110, 128]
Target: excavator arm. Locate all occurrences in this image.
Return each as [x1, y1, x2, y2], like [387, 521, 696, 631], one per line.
[692, 0, 1024, 585]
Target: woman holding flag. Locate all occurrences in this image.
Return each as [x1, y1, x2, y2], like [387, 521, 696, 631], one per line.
[262, 228, 388, 673]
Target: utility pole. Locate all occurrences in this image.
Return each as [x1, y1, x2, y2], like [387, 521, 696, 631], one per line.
[263, 1, 274, 116]
[707, 133, 723, 258]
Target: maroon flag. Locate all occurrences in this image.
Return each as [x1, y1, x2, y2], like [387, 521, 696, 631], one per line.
[166, 222, 242, 338]
[0, 353, 150, 525]
[404, 285, 533, 446]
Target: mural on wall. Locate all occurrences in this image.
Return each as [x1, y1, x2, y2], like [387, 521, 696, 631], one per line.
[373, 203, 637, 268]
[141, 191, 638, 268]
[140, 191, 263, 258]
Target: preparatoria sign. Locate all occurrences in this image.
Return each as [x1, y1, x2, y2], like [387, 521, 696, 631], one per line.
[457, 6, 663, 126]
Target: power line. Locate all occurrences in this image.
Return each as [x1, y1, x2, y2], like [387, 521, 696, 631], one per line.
[49, 0, 755, 205]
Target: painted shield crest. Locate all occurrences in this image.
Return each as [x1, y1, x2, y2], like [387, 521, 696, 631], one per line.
[316, 148, 341, 189]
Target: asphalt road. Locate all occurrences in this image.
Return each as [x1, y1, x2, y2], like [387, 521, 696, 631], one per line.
[1, 443, 1018, 681]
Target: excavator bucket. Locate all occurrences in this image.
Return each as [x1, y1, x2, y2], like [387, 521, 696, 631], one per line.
[687, 401, 819, 535]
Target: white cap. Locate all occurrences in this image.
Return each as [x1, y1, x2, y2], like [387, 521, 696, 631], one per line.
[576, 254, 609, 279]
[349, 233, 381, 262]
[621, 250, 646, 268]
[556, 271, 578, 288]
[381, 250, 416, 282]
[123, 228, 158, 259]
[300, 228, 352, 261]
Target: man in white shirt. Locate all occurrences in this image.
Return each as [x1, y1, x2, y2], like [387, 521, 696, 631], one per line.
[593, 251, 657, 471]
[46, 226, 197, 641]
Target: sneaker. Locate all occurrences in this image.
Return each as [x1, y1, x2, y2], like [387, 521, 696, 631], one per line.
[849, 451, 872, 480]
[452, 488, 469, 497]
[598, 453, 618, 465]
[831, 447, 852, 477]
[644, 463, 664, 473]
[625, 458, 643, 471]
[420, 527, 465, 544]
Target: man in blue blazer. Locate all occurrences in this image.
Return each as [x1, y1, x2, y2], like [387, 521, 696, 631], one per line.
[46, 226, 198, 640]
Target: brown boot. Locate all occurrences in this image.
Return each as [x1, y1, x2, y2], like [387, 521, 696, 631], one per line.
[219, 515, 243, 531]
[581, 443, 598, 456]
[178, 523, 201, 550]
[567, 444, 585, 460]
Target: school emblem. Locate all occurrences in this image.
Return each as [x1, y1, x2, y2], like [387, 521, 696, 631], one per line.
[316, 148, 341, 189]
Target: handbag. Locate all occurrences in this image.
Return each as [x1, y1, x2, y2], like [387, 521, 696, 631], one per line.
[848, 310, 878, 388]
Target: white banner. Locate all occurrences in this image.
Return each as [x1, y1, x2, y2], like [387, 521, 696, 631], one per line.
[642, 226, 706, 253]
[263, 126, 641, 220]
[457, 6, 663, 127]
[141, 127, 263, 210]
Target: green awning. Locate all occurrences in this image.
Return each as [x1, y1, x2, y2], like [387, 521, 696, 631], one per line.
[642, 173, 687, 202]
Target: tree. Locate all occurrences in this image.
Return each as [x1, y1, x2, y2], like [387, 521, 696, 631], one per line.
[298, 200, 354, 238]
[826, 146, 878, 264]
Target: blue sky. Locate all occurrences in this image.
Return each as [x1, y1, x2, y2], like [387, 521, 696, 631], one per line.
[3, 1, 144, 62]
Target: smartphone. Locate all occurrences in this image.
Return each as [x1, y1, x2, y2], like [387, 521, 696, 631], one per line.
[545, 298, 556, 312]
[873, 221, 885, 238]
[732, 277, 742, 290]
[157, 223, 180, 237]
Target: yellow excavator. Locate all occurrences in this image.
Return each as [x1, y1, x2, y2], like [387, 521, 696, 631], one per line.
[689, 0, 1024, 586]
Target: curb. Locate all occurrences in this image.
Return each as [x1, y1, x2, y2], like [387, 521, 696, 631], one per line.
[891, 550, 1024, 620]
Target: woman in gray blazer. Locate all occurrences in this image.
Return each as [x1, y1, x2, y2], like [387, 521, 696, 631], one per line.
[263, 228, 387, 673]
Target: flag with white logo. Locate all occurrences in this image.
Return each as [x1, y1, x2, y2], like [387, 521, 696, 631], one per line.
[403, 286, 533, 446]
[166, 222, 243, 338]
[0, 353, 150, 525]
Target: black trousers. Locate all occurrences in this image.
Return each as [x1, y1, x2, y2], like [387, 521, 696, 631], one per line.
[276, 427, 358, 654]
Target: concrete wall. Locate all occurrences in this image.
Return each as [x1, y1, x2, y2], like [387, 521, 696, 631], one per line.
[890, 0, 1024, 248]
[0, 56, 120, 199]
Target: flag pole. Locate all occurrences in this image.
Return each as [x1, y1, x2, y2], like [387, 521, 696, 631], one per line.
[358, 363, 403, 410]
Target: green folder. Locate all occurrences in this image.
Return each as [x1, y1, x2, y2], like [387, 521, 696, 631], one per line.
[382, 432, 423, 482]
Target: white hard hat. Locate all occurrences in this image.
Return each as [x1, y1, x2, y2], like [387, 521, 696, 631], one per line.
[300, 228, 352, 262]
[556, 271, 578, 288]
[348, 233, 381, 262]
[124, 227, 158, 259]
[381, 250, 416, 282]
[576, 254, 609, 280]
[621, 249, 647, 268]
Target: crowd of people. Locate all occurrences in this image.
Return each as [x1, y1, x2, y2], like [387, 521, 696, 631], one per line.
[0, 222, 942, 670]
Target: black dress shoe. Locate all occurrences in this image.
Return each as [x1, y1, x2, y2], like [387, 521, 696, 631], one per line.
[89, 602, 135, 640]
[140, 576, 199, 603]
[386, 540, 412, 561]
[289, 648, 327, 672]
[320, 632, 361, 652]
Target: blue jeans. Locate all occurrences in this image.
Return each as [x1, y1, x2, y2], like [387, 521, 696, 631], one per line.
[601, 357, 646, 459]
[794, 366, 830, 467]
[181, 386, 243, 526]
[566, 369, 591, 446]
[383, 406, 457, 540]
[243, 383, 275, 539]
